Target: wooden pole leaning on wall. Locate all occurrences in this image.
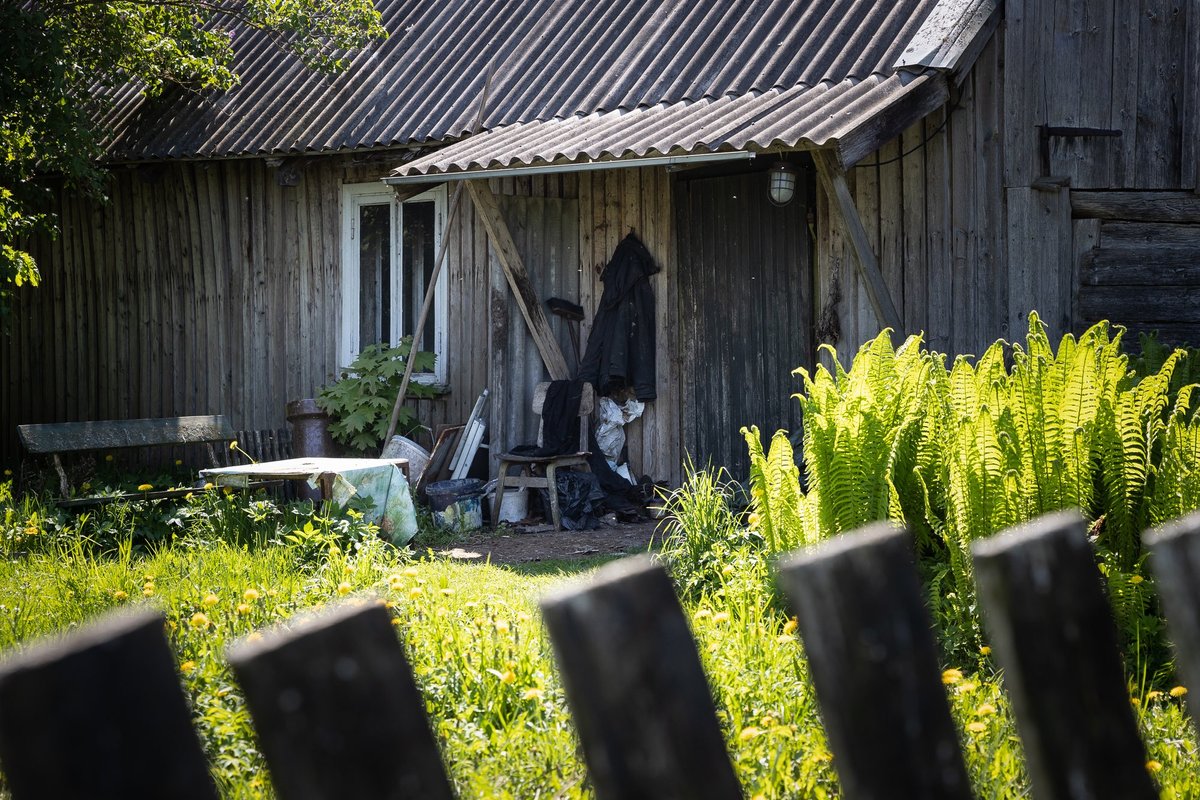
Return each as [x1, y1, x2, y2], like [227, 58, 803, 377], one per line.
[466, 179, 571, 381]
[971, 511, 1158, 800]
[1144, 510, 1200, 710]
[0, 611, 218, 800]
[811, 149, 904, 334]
[776, 523, 973, 800]
[227, 602, 454, 800]
[539, 555, 741, 800]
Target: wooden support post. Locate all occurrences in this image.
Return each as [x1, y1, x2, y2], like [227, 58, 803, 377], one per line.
[1144, 510, 1200, 710]
[0, 611, 217, 800]
[467, 179, 571, 380]
[227, 602, 454, 800]
[539, 556, 741, 800]
[972, 511, 1157, 800]
[776, 524, 972, 800]
[812, 149, 904, 333]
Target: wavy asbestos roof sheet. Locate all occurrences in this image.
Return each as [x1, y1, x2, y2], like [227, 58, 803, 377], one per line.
[101, 0, 949, 162]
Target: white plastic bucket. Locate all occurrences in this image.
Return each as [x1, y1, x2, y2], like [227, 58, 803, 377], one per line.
[497, 488, 528, 524]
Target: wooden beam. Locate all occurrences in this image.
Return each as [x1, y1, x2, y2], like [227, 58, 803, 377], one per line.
[812, 150, 905, 333]
[467, 180, 571, 380]
[835, 73, 950, 169]
[1071, 191, 1200, 223]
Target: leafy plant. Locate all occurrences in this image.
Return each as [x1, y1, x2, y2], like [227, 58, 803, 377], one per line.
[316, 339, 438, 452]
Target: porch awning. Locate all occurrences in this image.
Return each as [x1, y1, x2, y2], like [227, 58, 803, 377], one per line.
[388, 70, 947, 183]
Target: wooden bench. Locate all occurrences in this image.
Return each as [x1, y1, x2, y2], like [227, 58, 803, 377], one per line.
[17, 415, 236, 506]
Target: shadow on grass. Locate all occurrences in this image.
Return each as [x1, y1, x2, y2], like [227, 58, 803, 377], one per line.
[499, 552, 628, 577]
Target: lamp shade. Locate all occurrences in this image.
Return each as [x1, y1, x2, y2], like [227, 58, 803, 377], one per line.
[768, 162, 797, 206]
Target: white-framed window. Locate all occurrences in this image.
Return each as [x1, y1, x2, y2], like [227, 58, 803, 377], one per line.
[340, 183, 448, 384]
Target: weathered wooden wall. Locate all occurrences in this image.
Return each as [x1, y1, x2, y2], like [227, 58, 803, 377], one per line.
[820, 33, 1017, 363]
[821, 0, 1200, 364]
[0, 156, 493, 468]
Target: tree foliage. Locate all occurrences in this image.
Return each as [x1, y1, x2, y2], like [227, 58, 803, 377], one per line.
[0, 0, 386, 320]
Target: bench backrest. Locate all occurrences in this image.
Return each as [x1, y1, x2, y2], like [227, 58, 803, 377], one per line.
[17, 416, 236, 455]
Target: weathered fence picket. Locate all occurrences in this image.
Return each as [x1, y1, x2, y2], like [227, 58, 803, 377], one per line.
[227, 601, 454, 800]
[0, 611, 217, 800]
[776, 523, 973, 799]
[972, 511, 1157, 800]
[1144, 509, 1200, 717]
[539, 555, 742, 800]
[0, 509, 1195, 798]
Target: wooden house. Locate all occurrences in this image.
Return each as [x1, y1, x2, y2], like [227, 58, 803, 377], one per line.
[4, 0, 1198, 480]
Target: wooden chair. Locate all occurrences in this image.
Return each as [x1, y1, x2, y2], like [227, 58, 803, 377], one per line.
[493, 382, 593, 530]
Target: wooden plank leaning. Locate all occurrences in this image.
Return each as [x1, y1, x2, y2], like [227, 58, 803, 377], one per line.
[0, 610, 217, 800]
[1143, 510, 1200, 714]
[972, 510, 1157, 800]
[776, 523, 973, 800]
[539, 555, 741, 800]
[227, 602, 454, 800]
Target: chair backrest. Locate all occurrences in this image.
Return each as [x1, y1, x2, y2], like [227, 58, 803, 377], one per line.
[532, 382, 594, 454]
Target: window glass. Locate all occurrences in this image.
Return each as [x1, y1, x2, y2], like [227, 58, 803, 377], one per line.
[358, 203, 390, 348]
[402, 199, 436, 349]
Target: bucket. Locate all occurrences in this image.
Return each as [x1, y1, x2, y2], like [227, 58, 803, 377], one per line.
[496, 488, 528, 524]
[426, 479, 485, 532]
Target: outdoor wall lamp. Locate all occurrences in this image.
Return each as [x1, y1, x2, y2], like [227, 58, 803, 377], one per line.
[767, 161, 797, 206]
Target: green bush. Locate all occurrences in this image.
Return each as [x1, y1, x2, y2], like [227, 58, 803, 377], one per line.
[317, 339, 438, 452]
[742, 313, 1200, 664]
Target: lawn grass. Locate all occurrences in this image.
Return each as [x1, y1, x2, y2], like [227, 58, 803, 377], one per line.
[0, 483, 1197, 798]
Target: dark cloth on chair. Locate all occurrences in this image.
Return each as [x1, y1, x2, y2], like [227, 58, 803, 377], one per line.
[509, 380, 583, 457]
[578, 233, 659, 401]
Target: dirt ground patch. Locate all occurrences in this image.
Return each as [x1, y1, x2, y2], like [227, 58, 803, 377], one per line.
[433, 519, 664, 565]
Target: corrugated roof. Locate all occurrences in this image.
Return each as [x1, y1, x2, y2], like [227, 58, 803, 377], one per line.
[101, 0, 954, 162]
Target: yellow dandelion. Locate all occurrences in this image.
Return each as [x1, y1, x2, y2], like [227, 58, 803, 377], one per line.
[1131, 575, 1144, 585]
[499, 669, 516, 684]
[184, 492, 193, 501]
[113, 590, 128, 601]
[494, 619, 510, 634]
[202, 594, 219, 608]
[440, 588, 454, 596]
[236, 603, 251, 615]
[391, 618, 402, 626]
[105, 454, 114, 462]
[1171, 685, 1188, 698]
[337, 582, 352, 596]
[2, 469, 11, 477]
[761, 715, 777, 728]
[712, 611, 731, 624]
[522, 688, 545, 700]
[180, 660, 196, 674]
[738, 727, 762, 742]
[751, 795, 766, 800]
[203, 482, 213, 490]
[721, 564, 735, 575]
[328, 545, 340, 556]
[174, 459, 183, 466]
[1146, 760, 1163, 773]
[243, 588, 260, 602]
[189, 612, 210, 629]
[941, 668, 963, 685]
[955, 682, 977, 695]
[747, 512, 761, 528]
[966, 721, 987, 734]
[137, 483, 153, 492]
[979, 645, 991, 655]
[517, 611, 531, 623]
[403, 567, 419, 577]
[229, 440, 238, 451]
[694, 608, 713, 621]
[782, 617, 798, 636]
[409, 587, 423, 598]
[142, 587, 155, 597]
[1147, 690, 1162, 701]
[975, 703, 996, 717]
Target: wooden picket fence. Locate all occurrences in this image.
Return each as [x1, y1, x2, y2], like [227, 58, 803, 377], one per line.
[0, 508, 1198, 799]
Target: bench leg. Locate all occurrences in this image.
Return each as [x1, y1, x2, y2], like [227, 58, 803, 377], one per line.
[493, 461, 512, 527]
[52, 455, 70, 498]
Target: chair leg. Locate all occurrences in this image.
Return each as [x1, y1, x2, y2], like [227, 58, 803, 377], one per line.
[545, 462, 561, 531]
[493, 461, 510, 527]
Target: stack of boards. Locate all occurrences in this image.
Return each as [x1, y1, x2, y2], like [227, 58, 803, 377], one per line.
[415, 389, 489, 498]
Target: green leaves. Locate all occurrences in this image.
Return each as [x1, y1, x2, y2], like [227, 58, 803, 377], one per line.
[0, 0, 386, 321]
[316, 339, 438, 452]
